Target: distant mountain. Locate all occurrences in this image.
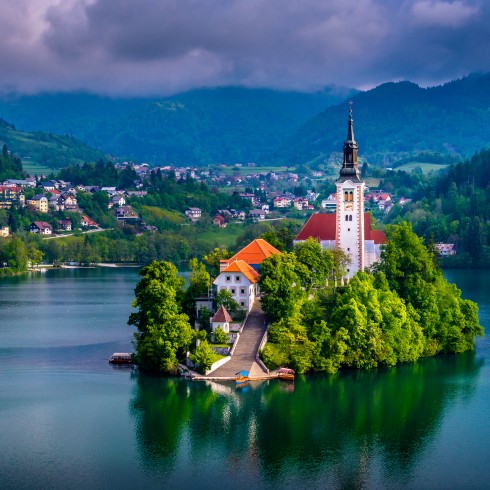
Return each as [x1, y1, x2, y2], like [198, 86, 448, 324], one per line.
[279, 73, 490, 166]
[0, 119, 104, 169]
[0, 86, 357, 165]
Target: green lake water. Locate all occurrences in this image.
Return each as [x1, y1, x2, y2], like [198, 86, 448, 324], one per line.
[0, 267, 489, 489]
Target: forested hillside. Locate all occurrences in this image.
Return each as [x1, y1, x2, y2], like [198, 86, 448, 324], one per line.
[279, 73, 490, 166]
[386, 149, 490, 266]
[0, 119, 104, 169]
[0, 86, 355, 165]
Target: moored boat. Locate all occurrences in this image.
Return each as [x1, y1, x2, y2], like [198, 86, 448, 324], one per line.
[109, 352, 134, 365]
[235, 370, 250, 385]
[277, 367, 295, 380]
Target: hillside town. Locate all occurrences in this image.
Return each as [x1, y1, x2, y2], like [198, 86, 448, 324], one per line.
[0, 161, 421, 239]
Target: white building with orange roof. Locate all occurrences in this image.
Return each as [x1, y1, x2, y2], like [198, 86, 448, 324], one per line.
[219, 238, 282, 273]
[213, 260, 260, 312]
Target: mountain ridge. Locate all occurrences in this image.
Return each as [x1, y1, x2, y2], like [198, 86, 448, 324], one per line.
[278, 73, 490, 166]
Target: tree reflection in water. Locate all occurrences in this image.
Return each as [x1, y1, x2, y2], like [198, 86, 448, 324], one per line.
[130, 351, 482, 488]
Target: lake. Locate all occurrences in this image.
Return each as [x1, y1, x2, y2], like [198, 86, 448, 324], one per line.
[0, 267, 489, 489]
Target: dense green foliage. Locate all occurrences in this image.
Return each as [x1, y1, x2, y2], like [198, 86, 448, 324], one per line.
[0, 143, 24, 180]
[189, 341, 221, 373]
[0, 87, 354, 164]
[128, 261, 194, 373]
[57, 159, 139, 188]
[386, 149, 490, 266]
[260, 224, 483, 374]
[0, 119, 104, 169]
[279, 73, 490, 166]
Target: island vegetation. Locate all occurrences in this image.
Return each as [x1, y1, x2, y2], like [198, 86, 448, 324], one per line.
[127, 222, 482, 376]
[259, 224, 483, 374]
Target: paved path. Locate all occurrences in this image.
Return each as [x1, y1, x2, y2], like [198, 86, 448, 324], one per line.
[206, 299, 268, 378]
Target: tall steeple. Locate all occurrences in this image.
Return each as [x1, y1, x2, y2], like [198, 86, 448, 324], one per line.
[338, 101, 361, 183]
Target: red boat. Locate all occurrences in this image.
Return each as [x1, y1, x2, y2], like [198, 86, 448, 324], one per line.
[277, 367, 295, 380]
[109, 353, 134, 365]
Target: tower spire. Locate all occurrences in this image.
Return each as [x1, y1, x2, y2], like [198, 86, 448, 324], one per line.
[338, 101, 361, 182]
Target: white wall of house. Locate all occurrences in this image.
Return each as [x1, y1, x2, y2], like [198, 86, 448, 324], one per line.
[213, 272, 256, 312]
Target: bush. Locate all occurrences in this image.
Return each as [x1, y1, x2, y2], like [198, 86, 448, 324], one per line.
[190, 340, 219, 373]
[213, 326, 229, 344]
[260, 343, 289, 370]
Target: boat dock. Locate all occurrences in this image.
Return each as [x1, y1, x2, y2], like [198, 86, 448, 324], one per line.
[193, 299, 272, 381]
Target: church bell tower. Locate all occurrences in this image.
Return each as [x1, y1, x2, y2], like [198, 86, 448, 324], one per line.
[335, 102, 365, 277]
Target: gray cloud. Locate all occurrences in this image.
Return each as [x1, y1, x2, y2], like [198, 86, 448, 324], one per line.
[0, 0, 488, 95]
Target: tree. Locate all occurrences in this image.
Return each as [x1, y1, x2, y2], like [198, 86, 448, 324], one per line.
[128, 261, 193, 373]
[213, 326, 229, 344]
[467, 216, 483, 264]
[190, 341, 218, 373]
[215, 289, 244, 321]
[259, 253, 306, 323]
[294, 237, 334, 290]
[375, 222, 482, 354]
[28, 246, 44, 267]
[203, 247, 232, 276]
[3, 237, 28, 271]
[181, 258, 212, 325]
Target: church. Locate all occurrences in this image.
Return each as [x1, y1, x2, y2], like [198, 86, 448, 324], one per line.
[295, 104, 386, 278]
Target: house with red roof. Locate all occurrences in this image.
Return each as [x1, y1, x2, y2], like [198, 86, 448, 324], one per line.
[30, 221, 53, 235]
[213, 260, 260, 312]
[219, 238, 282, 272]
[211, 305, 233, 333]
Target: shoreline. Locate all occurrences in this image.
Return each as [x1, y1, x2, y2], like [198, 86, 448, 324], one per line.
[27, 263, 142, 271]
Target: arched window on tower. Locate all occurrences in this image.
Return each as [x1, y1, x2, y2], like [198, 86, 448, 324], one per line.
[345, 215, 349, 221]
[349, 215, 353, 221]
[344, 190, 354, 202]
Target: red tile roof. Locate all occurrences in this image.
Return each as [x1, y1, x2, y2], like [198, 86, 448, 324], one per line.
[222, 260, 259, 283]
[227, 239, 281, 266]
[211, 305, 233, 323]
[296, 213, 386, 244]
[295, 213, 336, 241]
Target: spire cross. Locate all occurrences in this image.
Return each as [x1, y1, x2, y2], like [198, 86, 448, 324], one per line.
[348, 100, 353, 115]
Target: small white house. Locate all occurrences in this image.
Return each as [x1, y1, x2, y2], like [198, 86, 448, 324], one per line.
[185, 207, 202, 220]
[30, 221, 53, 235]
[211, 305, 233, 333]
[213, 260, 259, 312]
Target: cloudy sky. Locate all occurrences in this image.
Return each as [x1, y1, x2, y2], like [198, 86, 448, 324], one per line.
[1, 0, 489, 96]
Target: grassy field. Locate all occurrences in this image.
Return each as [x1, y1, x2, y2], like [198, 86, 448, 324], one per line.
[364, 177, 381, 187]
[22, 162, 58, 177]
[196, 223, 246, 250]
[394, 162, 450, 174]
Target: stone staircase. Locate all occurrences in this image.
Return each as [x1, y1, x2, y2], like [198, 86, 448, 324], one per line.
[206, 299, 268, 378]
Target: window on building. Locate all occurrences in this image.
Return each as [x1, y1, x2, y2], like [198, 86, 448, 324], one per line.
[345, 215, 349, 221]
[225, 276, 231, 282]
[349, 215, 353, 221]
[231, 288, 236, 295]
[235, 275, 240, 281]
[348, 228, 350, 232]
[240, 302, 245, 307]
[344, 190, 354, 202]
[240, 288, 245, 294]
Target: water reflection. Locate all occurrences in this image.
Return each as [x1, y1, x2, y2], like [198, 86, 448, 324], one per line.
[130, 351, 483, 488]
